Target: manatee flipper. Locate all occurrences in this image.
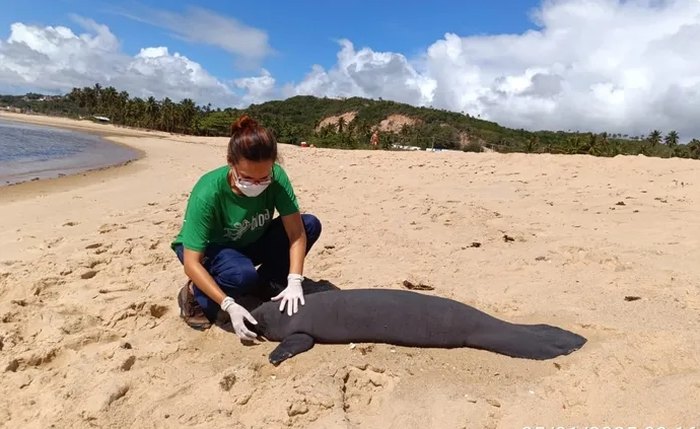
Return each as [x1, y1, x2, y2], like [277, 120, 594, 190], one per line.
[269, 333, 315, 365]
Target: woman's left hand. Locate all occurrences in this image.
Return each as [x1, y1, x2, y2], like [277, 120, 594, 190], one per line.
[272, 274, 305, 316]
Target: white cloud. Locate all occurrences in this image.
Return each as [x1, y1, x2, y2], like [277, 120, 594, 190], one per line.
[292, 0, 700, 140]
[123, 46, 231, 103]
[234, 69, 277, 105]
[120, 6, 272, 68]
[288, 39, 435, 106]
[0, 17, 258, 106]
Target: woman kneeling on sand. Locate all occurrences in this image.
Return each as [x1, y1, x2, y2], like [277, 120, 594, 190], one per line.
[170, 115, 322, 340]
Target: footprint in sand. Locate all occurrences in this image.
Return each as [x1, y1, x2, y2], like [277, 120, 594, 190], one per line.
[219, 373, 237, 392]
[107, 302, 169, 329]
[98, 223, 127, 234]
[148, 239, 161, 250]
[33, 276, 66, 296]
[62, 327, 122, 352]
[338, 365, 397, 412]
[2, 311, 20, 323]
[5, 347, 61, 373]
[284, 385, 340, 426]
[78, 258, 109, 280]
[149, 304, 168, 318]
[85, 258, 108, 269]
[59, 312, 103, 335]
[46, 237, 64, 248]
[120, 355, 136, 371]
[84, 242, 112, 255]
[0, 261, 18, 284]
[80, 383, 130, 416]
[0, 328, 20, 350]
[79, 270, 97, 280]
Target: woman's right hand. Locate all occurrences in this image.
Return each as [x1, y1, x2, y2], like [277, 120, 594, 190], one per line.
[183, 249, 258, 341]
[221, 297, 258, 341]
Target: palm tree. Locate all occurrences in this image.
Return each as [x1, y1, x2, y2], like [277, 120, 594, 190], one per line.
[524, 136, 539, 153]
[127, 97, 145, 127]
[114, 91, 129, 124]
[67, 87, 87, 115]
[648, 130, 662, 146]
[178, 98, 198, 134]
[100, 86, 118, 120]
[594, 132, 610, 156]
[687, 139, 700, 159]
[83, 86, 97, 113]
[145, 97, 159, 129]
[664, 131, 679, 148]
[160, 97, 175, 132]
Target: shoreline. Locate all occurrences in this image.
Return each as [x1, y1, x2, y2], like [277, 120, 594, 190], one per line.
[0, 111, 166, 196]
[0, 154, 145, 202]
[0, 110, 170, 139]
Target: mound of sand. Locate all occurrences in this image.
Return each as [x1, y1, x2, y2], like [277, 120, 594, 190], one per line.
[376, 114, 420, 133]
[315, 112, 357, 132]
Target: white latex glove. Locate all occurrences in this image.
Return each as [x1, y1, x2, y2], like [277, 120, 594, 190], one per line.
[220, 296, 258, 341]
[271, 274, 305, 316]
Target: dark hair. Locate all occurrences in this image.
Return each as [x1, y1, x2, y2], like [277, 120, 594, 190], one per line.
[227, 115, 278, 164]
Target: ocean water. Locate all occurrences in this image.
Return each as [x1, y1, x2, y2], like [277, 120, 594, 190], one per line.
[0, 118, 140, 186]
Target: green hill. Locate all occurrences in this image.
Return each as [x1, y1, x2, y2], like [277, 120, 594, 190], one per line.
[2, 85, 699, 159]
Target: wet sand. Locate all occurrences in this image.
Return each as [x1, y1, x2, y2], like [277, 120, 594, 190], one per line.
[0, 113, 149, 187]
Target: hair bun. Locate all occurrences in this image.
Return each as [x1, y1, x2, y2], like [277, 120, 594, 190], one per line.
[231, 114, 258, 136]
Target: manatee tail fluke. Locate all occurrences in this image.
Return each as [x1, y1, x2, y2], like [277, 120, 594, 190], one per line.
[269, 333, 316, 365]
[469, 323, 587, 360]
[528, 324, 587, 359]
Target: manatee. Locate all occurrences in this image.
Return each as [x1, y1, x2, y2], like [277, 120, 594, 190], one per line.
[245, 288, 587, 365]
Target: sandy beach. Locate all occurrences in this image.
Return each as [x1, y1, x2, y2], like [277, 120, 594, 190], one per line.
[1, 113, 699, 428]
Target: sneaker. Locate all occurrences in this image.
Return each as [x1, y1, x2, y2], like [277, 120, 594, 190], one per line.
[177, 280, 212, 330]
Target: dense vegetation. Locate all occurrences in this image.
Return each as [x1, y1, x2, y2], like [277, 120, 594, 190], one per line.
[2, 84, 699, 159]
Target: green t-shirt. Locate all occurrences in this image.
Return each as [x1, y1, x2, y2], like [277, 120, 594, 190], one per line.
[171, 163, 300, 252]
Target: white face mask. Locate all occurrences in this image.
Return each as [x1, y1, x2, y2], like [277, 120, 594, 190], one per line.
[232, 168, 271, 197]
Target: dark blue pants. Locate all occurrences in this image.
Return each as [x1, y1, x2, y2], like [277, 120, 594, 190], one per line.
[174, 213, 322, 321]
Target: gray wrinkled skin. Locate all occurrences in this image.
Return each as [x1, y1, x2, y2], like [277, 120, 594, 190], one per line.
[247, 289, 587, 365]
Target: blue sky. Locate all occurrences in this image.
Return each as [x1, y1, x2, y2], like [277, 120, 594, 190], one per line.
[0, 0, 541, 84]
[1, 0, 700, 140]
